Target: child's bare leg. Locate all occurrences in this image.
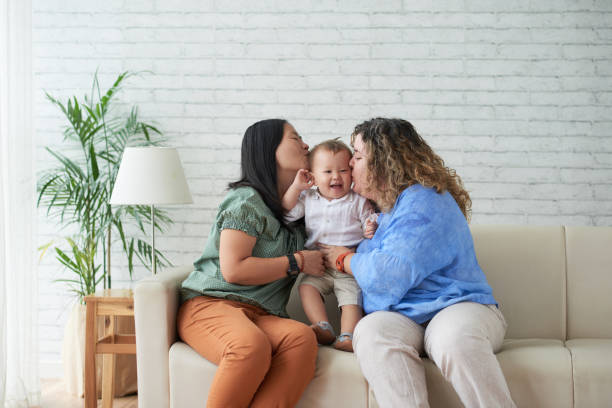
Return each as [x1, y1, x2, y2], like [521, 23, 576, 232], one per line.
[334, 304, 363, 352]
[300, 284, 335, 345]
[300, 284, 328, 324]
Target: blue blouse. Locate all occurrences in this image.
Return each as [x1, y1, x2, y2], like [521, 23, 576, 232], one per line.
[351, 184, 496, 324]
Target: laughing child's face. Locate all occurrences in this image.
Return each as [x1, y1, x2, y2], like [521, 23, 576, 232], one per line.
[310, 148, 352, 200]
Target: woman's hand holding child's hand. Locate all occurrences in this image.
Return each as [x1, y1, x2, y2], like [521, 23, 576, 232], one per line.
[299, 249, 326, 277]
[318, 244, 354, 272]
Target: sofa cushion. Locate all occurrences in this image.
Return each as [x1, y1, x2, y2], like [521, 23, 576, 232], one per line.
[470, 225, 567, 340]
[297, 346, 368, 408]
[566, 339, 612, 407]
[169, 341, 369, 408]
[497, 339, 573, 408]
[565, 226, 612, 339]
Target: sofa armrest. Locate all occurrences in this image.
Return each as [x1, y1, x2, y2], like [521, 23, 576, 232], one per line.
[134, 265, 193, 408]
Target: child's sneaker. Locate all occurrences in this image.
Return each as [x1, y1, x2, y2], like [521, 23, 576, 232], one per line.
[311, 321, 335, 345]
[333, 332, 353, 352]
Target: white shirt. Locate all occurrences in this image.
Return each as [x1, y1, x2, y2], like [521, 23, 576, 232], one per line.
[285, 189, 375, 249]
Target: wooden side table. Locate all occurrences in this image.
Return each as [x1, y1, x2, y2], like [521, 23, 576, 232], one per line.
[84, 289, 136, 408]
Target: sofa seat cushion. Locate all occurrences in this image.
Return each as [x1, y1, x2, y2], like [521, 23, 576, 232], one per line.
[497, 339, 573, 408]
[169, 338, 575, 408]
[169, 341, 369, 408]
[297, 346, 368, 408]
[566, 339, 612, 407]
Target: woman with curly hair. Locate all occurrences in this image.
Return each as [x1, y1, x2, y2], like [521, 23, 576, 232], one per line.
[320, 118, 515, 408]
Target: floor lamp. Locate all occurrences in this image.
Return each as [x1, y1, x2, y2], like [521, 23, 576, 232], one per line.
[110, 147, 193, 274]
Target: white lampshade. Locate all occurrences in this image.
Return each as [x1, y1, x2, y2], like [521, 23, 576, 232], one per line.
[110, 147, 193, 205]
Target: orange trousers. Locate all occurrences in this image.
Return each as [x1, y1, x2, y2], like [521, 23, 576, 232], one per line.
[177, 296, 318, 408]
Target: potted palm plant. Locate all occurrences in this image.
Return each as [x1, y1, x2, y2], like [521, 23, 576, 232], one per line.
[37, 71, 173, 397]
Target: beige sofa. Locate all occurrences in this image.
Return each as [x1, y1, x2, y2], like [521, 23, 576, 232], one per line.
[134, 225, 612, 407]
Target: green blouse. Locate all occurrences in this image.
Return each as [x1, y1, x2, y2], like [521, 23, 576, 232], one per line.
[181, 186, 306, 317]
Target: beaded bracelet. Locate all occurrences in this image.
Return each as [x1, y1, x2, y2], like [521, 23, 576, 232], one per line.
[335, 251, 352, 273]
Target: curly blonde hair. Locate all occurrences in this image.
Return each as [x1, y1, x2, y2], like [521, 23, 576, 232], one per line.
[351, 118, 472, 220]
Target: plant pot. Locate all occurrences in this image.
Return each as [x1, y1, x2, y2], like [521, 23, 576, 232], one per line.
[62, 302, 138, 398]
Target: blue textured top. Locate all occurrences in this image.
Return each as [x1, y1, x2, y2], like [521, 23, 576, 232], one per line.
[351, 184, 496, 324]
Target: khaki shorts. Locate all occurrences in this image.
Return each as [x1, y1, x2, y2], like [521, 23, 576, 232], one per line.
[300, 267, 361, 307]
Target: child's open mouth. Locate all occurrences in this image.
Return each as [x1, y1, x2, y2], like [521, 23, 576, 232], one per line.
[330, 183, 343, 191]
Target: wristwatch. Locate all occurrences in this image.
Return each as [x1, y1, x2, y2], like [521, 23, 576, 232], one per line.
[286, 254, 300, 277]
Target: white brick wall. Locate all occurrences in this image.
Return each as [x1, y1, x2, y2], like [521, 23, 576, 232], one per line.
[33, 1, 612, 377]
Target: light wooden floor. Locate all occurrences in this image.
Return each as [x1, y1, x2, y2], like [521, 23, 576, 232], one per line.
[40, 379, 137, 408]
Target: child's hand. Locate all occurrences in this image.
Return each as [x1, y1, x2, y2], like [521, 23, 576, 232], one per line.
[364, 219, 378, 239]
[292, 168, 314, 191]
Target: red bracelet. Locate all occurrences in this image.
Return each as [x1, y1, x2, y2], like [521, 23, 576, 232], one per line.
[335, 251, 351, 273]
[295, 251, 304, 272]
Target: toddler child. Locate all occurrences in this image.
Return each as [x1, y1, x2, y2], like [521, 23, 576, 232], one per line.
[283, 139, 376, 352]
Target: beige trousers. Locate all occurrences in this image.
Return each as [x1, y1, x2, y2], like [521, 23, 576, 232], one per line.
[353, 302, 516, 408]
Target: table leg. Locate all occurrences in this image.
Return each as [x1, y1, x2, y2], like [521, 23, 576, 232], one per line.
[84, 300, 97, 408]
[102, 315, 116, 408]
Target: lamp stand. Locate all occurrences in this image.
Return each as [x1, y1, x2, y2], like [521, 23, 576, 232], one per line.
[151, 204, 156, 275]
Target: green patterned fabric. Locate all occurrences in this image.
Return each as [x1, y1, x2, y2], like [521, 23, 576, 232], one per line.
[181, 186, 306, 317]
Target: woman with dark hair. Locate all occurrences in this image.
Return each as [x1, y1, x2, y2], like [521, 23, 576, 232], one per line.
[320, 118, 516, 407]
[178, 119, 325, 407]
